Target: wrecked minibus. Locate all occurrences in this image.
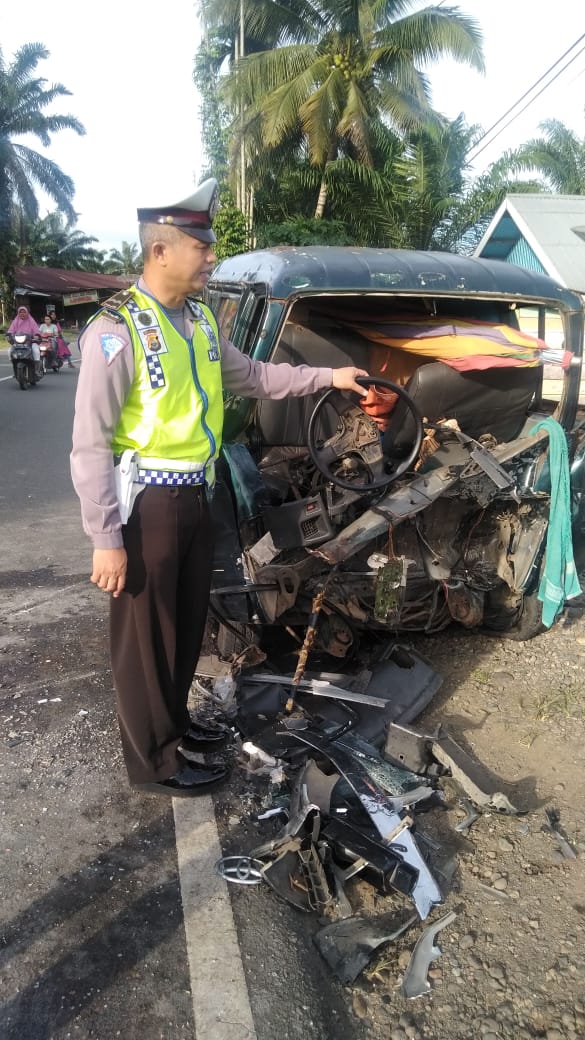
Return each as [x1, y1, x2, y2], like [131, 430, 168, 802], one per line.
[204, 246, 585, 660]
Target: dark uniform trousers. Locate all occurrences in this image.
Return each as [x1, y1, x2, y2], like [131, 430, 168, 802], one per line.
[110, 484, 214, 783]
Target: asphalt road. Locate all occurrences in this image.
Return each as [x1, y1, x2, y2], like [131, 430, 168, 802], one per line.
[0, 347, 367, 1040]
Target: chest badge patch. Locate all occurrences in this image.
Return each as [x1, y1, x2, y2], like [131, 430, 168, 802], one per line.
[100, 332, 127, 365]
[136, 309, 156, 327]
[146, 331, 164, 352]
[138, 326, 168, 357]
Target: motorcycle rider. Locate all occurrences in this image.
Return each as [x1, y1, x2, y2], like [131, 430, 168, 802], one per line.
[6, 306, 43, 377]
[39, 313, 60, 371]
[49, 309, 75, 368]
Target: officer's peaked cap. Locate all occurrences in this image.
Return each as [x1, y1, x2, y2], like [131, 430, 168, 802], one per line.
[137, 178, 219, 243]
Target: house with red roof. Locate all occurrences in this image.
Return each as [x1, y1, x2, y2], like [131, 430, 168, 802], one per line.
[13, 266, 134, 327]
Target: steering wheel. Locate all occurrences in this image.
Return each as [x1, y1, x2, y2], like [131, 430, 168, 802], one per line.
[307, 377, 424, 492]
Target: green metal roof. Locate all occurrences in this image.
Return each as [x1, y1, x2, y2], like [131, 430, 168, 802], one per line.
[475, 194, 585, 293]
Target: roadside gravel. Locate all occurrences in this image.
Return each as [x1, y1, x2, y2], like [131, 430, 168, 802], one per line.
[341, 606, 585, 1040]
[209, 592, 585, 1040]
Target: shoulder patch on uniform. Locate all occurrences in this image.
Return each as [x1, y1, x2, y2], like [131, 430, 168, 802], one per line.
[100, 332, 127, 365]
[102, 288, 136, 311]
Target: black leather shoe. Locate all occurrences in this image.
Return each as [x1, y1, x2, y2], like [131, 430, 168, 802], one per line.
[181, 719, 230, 752]
[133, 759, 229, 797]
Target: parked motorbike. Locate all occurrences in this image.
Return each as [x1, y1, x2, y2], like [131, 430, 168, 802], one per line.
[6, 333, 43, 390]
[40, 333, 63, 374]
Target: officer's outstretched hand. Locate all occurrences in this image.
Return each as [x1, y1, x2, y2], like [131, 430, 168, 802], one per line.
[331, 367, 370, 396]
[91, 548, 128, 598]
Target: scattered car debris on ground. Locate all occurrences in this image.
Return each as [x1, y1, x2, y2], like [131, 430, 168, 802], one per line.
[202, 636, 528, 994]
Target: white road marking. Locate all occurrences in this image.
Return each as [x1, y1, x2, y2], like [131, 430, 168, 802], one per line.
[173, 796, 257, 1040]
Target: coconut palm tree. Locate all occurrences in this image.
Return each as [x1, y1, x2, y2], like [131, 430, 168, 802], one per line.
[0, 42, 85, 303]
[497, 119, 585, 195]
[246, 110, 544, 254]
[381, 116, 542, 252]
[435, 164, 543, 255]
[385, 114, 479, 249]
[104, 241, 143, 276]
[16, 211, 105, 270]
[196, 0, 297, 212]
[212, 0, 485, 217]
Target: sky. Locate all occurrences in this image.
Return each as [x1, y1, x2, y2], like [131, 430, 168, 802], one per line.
[3, 0, 585, 253]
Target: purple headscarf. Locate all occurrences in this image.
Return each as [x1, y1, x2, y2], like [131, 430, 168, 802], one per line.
[8, 306, 41, 336]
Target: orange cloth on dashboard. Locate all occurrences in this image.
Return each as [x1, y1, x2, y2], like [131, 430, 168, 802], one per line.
[367, 344, 425, 385]
[348, 316, 550, 370]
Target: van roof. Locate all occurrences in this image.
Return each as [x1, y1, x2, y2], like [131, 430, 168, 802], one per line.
[209, 246, 584, 312]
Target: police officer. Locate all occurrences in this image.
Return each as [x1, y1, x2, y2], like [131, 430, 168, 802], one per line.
[70, 178, 368, 797]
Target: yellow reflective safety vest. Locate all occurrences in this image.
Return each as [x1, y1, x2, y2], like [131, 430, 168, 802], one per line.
[99, 287, 224, 474]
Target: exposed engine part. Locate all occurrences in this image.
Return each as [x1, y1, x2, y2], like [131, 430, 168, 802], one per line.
[414, 498, 470, 580]
[374, 557, 410, 622]
[286, 587, 328, 711]
[460, 502, 548, 593]
[314, 605, 355, 657]
[444, 583, 484, 627]
[256, 565, 300, 616]
[216, 406, 554, 640]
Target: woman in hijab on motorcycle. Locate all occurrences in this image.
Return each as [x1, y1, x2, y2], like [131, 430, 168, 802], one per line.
[6, 306, 42, 363]
[7, 305, 41, 337]
[48, 309, 75, 368]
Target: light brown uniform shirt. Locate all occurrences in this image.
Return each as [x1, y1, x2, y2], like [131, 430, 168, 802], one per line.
[70, 300, 333, 549]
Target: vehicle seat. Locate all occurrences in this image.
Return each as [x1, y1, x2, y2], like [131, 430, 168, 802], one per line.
[383, 362, 542, 456]
[254, 322, 370, 447]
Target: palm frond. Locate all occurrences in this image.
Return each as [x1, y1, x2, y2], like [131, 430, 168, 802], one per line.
[376, 7, 485, 72]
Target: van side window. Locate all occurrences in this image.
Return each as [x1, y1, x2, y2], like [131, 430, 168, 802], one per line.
[241, 298, 266, 356]
[214, 295, 241, 340]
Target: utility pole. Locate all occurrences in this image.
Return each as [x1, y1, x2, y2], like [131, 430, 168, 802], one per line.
[240, 0, 246, 216]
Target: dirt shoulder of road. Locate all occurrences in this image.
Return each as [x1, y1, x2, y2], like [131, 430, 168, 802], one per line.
[210, 604, 585, 1040]
[344, 613, 585, 1040]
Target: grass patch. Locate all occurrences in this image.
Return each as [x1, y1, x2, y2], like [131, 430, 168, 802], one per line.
[470, 668, 492, 685]
[364, 953, 396, 983]
[533, 685, 585, 721]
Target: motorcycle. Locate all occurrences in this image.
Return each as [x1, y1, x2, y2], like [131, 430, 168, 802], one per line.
[7, 333, 43, 390]
[40, 333, 63, 374]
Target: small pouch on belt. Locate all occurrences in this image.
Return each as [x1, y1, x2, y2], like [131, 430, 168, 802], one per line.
[114, 449, 139, 524]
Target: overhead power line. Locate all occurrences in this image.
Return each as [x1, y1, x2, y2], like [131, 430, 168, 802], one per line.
[472, 32, 585, 146]
[467, 32, 585, 164]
